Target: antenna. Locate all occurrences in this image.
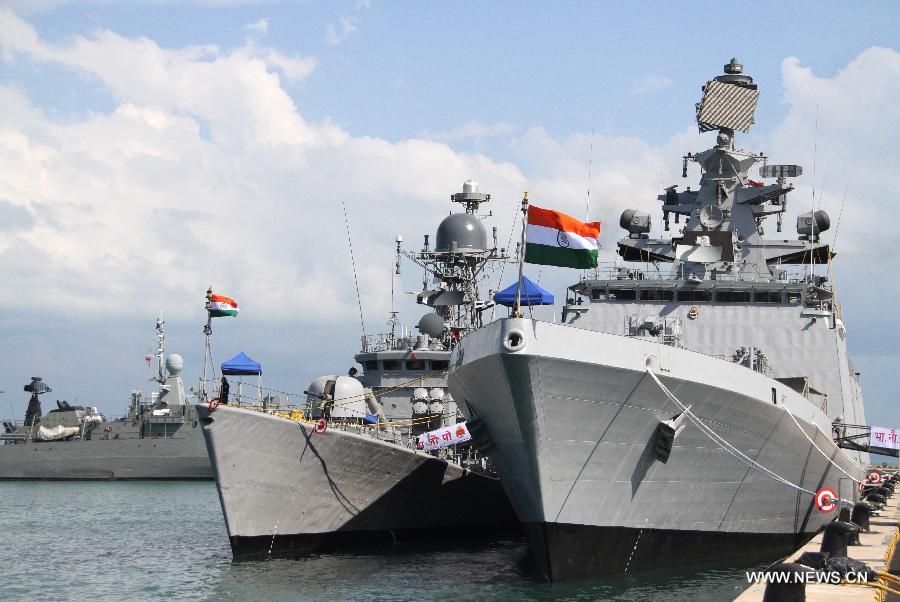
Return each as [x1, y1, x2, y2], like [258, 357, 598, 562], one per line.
[586, 113, 595, 221]
[342, 201, 367, 338]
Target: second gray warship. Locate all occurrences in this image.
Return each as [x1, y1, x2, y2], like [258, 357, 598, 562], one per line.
[0, 319, 213, 480]
[448, 59, 868, 580]
[198, 181, 517, 557]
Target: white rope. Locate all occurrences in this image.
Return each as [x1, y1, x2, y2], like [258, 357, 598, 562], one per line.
[783, 405, 862, 484]
[646, 369, 852, 507]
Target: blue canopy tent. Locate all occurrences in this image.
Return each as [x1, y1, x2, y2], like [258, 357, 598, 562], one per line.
[221, 352, 262, 405]
[221, 352, 261, 375]
[494, 276, 555, 307]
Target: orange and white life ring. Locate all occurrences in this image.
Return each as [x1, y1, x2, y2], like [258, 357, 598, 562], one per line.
[208, 398, 220, 411]
[314, 418, 327, 434]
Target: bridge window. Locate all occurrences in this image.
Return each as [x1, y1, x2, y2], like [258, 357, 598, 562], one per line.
[608, 289, 637, 301]
[406, 360, 426, 370]
[677, 289, 712, 303]
[716, 290, 752, 303]
[382, 360, 401, 370]
[591, 288, 608, 300]
[431, 360, 449, 370]
[640, 289, 674, 301]
[753, 290, 784, 304]
[364, 360, 379, 371]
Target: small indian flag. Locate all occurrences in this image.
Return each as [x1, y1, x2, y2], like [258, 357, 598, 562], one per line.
[207, 294, 239, 317]
[525, 205, 601, 269]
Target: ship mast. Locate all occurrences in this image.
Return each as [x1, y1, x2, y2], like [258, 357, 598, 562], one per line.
[616, 58, 829, 284]
[396, 180, 509, 346]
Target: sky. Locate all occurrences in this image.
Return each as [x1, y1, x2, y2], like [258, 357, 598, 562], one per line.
[0, 1, 897, 452]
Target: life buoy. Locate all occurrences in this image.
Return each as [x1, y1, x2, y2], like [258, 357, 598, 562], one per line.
[104, 425, 113, 433]
[208, 398, 220, 411]
[314, 418, 327, 434]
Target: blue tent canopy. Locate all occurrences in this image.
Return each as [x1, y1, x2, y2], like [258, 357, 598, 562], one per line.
[494, 276, 555, 307]
[221, 352, 262, 376]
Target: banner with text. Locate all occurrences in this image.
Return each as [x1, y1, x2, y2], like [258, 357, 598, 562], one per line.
[870, 426, 899, 451]
[417, 422, 472, 451]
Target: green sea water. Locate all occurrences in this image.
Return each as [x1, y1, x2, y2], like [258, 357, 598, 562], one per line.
[0, 481, 760, 600]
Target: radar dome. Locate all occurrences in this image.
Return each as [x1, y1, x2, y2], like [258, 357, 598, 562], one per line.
[428, 388, 444, 400]
[417, 313, 446, 337]
[330, 375, 366, 419]
[165, 354, 184, 375]
[412, 387, 429, 400]
[435, 213, 487, 252]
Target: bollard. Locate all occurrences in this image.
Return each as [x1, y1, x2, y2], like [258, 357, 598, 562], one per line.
[851, 501, 876, 533]
[762, 562, 809, 602]
[819, 520, 861, 558]
[865, 492, 886, 507]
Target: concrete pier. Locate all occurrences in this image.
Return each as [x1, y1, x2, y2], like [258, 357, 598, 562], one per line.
[737, 473, 899, 601]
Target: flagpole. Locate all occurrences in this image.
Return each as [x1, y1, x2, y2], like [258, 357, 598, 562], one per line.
[513, 192, 529, 318]
[201, 286, 213, 400]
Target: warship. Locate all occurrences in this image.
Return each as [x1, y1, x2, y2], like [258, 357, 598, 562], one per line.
[0, 319, 213, 480]
[198, 181, 517, 558]
[447, 59, 868, 580]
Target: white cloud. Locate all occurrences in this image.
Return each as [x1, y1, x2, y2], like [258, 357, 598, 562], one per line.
[325, 16, 358, 46]
[244, 18, 269, 35]
[0, 6, 896, 356]
[629, 73, 673, 95]
[419, 121, 518, 142]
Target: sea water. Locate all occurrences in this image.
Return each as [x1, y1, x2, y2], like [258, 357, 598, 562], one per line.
[0, 482, 760, 600]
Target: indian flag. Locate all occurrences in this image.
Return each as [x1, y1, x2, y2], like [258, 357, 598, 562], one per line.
[207, 294, 239, 317]
[525, 205, 601, 268]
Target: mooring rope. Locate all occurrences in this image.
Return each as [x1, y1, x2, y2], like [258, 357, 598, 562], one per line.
[646, 369, 853, 507]
[782, 405, 863, 484]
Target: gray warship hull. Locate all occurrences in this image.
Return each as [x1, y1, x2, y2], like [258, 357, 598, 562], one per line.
[448, 318, 866, 580]
[0, 434, 212, 480]
[197, 403, 516, 557]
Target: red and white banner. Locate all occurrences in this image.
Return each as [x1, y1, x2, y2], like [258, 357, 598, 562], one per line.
[870, 426, 899, 451]
[417, 422, 472, 451]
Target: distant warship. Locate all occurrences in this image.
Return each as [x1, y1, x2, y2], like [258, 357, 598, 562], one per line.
[448, 59, 868, 580]
[198, 181, 518, 557]
[0, 319, 212, 480]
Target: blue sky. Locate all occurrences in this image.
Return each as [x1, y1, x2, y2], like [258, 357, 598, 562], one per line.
[0, 1, 897, 453]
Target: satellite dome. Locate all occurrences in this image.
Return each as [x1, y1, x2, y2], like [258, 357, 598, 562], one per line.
[435, 213, 487, 252]
[412, 388, 429, 400]
[412, 401, 429, 415]
[428, 401, 444, 415]
[428, 388, 444, 400]
[165, 354, 184, 375]
[417, 313, 446, 337]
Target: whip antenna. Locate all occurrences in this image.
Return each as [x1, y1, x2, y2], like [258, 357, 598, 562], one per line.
[342, 201, 367, 338]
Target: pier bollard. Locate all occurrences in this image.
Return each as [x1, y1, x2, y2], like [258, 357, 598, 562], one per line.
[865, 492, 886, 508]
[837, 506, 850, 523]
[762, 562, 809, 602]
[874, 485, 892, 499]
[850, 501, 876, 533]
[820, 521, 861, 558]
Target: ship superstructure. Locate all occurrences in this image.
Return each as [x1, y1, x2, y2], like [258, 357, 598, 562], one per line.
[198, 181, 517, 558]
[448, 59, 867, 580]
